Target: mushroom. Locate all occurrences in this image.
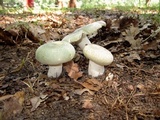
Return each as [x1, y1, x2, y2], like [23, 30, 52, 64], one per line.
[83, 44, 113, 77]
[75, 20, 106, 38]
[62, 30, 91, 50]
[62, 20, 106, 50]
[35, 41, 75, 78]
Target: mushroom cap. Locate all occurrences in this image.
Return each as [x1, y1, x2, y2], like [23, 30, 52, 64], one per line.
[62, 21, 106, 43]
[75, 20, 106, 35]
[62, 30, 84, 43]
[83, 44, 113, 66]
[35, 41, 75, 65]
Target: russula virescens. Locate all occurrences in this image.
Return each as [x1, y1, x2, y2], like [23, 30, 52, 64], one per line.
[62, 21, 106, 50]
[62, 30, 91, 50]
[83, 44, 113, 77]
[35, 41, 75, 78]
[75, 20, 106, 38]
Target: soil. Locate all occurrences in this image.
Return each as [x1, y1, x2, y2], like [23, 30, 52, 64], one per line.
[0, 9, 160, 120]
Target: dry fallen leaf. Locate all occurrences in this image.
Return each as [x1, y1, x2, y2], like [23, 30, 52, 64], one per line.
[119, 16, 138, 29]
[125, 51, 141, 62]
[64, 61, 83, 80]
[82, 99, 93, 109]
[0, 95, 13, 101]
[136, 83, 146, 92]
[30, 93, 48, 111]
[142, 40, 158, 51]
[75, 78, 103, 91]
[142, 27, 160, 43]
[125, 25, 141, 49]
[1, 91, 25, 119]
[74, 88, 94, 95]
[127, 85, 135, 91]
[14, 91, 25, 106]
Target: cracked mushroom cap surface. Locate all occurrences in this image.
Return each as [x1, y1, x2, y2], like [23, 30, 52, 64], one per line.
[35, 41, 75, 65]
[83, 44, 113, 66]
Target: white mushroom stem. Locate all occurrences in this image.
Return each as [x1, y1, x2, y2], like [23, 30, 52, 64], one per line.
[47, 64, 62, 78]
[78, 34, 91, 50]
[88, 60, 105, 77]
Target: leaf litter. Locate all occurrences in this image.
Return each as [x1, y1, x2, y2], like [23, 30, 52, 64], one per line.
[30, 93, 48, 112]
[0, 9, 160, 120]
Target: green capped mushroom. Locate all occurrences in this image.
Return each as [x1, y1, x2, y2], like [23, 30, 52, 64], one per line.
[83, 44, 113, 77]
[36, 41, 75, 78]
[62, 21, 106, 50]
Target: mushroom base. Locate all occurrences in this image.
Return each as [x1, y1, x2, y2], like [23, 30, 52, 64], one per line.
[88, 60, 105, 77]
[48, 64, 62, 78]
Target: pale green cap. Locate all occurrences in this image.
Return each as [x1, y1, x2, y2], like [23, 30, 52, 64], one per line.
[83, 44, 113, 66]
[75, 21, 106, 35]
[62, 30, 84, 43]
[36, 41, 75, 65]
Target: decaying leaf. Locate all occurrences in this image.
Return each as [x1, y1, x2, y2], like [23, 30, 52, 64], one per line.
[1, 91, 25, 119]
[139, 23, 152, 31]
[111, 18, 119, 29]
[142, 27, 160, 43]
[64, 61, 83, 80]
[142, 40, 158, 50]
[125, 51, 141, 62]
[28, 24, 46, 36]
[14, 91, 25, 106]
[74, 88, 94, 95]
[82, 99, 93, 109]
[136, 83, 146, 92]
[0, 95, 13, 101]
[47, 16, 63, 27]
[19, 24, 45, 43]
[119, 16, 138, 29]
[127, 85, 134, 91]
[116, 64, 125, 69]
[26, 23, 48, 42]
[125, 25, 141, 49]
[0, 27, 17, 45]
[30, 93, 48, 111]
[75, 79, 103, 91]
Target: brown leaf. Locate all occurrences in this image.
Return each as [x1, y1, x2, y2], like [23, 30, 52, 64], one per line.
[125, 51, 141, 62]
[127, 85, 134, 91]
[104, 16, 112, 31]
[30, 93, 48, 111]
[21, 23, 48, 43]
[82, 99, 93, 109]
[0, 27, 16, 45]
[142, 40, 158, 51]
[74, 88, 94, 95]
[2, 91, 25, 119]
[64, 61, 83, 80]
[78, 79, 103, 91]
[14, 91, 25, 106]
[136, 83, 146, 92]
[125, 25, 141, 49]
[0, 95, 13, 101]
[119, 16, 138, 29]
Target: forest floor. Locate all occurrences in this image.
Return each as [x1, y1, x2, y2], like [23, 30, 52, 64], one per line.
[0, 8, 160, 120]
